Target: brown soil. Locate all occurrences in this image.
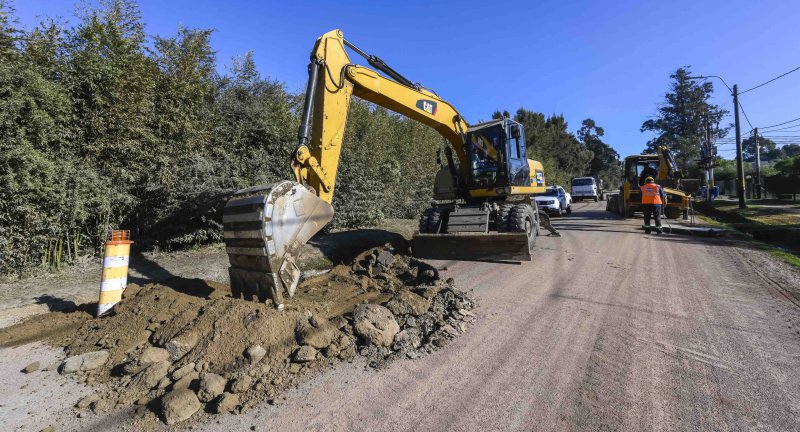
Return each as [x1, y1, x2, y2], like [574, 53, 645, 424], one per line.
[0, 306, 93, 347]
[0, 243, 474, 428]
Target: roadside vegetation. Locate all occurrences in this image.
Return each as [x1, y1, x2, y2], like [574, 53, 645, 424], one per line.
[708, 200, 800, 226]
[694, 210, 800, 270]
[0, 0, 619, 276]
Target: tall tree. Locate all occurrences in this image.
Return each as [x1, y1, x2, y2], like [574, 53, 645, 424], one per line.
[578, 119, 620, 187]
[783, 143, 800, 158]
[512, 108, 593, 186]
[66, 0, 158, 168]
[641, 67, 728, 168]
[0, 0, 19, 59]
[742, 135, 778, 162]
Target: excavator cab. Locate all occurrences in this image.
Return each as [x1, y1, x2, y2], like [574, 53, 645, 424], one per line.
[465, 119, 530, 190]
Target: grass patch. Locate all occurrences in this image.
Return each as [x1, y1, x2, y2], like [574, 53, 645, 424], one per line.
[694, 213, 728, 228]
[766, 247, 800, 270]
[707, 200, 800, 226]
[298, 255, 335, 271]
[695, 208, 800, 269]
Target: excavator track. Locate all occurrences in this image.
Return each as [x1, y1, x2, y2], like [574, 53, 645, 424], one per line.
[223, 181, 334, 306]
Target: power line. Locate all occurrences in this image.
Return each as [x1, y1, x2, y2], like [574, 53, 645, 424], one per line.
[761, 132, 800, 137]
[737, 100, 754, 130]
[739, 65, 800, 94]
[759, 115, 800, 130]
[763, 124, 800, 132]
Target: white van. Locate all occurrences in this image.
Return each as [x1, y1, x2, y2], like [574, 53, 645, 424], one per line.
[571, 177, 599, 202]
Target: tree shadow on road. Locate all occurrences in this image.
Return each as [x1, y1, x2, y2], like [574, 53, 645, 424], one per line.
[129, 254, 218, 299]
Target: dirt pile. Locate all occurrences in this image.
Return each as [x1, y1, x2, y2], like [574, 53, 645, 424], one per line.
[11, 243, 475, 426]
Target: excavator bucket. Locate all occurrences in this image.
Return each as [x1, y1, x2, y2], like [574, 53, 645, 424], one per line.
[223, 181, 334, 305]
[411, 232, 534, 262]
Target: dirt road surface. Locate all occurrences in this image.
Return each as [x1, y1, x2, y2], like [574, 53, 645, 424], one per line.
[3, 201, 800, 431]
[202, 201, 800, 431]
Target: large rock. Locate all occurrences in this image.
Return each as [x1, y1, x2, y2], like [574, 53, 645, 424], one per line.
[197, 373, 226, 403]
[292, 346, 317, 363]
[165, 332, 199, 361]
[385, 290, 431, 316]
[213, 392, 239, 414]
[297, 321, 338, 349]
[139, 347, 170, 364]
[392, 329, 422, 351]
[352, 304, 400, 347]
[121, 360, 147, 376]
[376, 250, 394, 268]
[161, 388, 201, 425]
[131, 361, 170, 389]
[60, 351, 109, 374]
[245, 345, 266, 364]
[75, 393, 99, 409]
[172, 371, 199, 391]
[229, 375, 252, 394]
[22, 361, 40, 374]
[171, 363, 195, 381]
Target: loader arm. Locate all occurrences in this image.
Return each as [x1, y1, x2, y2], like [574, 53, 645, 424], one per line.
[657, 145, 680, 181]
[292, 29, 471, 204]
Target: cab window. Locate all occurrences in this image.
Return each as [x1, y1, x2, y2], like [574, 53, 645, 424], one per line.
[509, 135, 520, 159]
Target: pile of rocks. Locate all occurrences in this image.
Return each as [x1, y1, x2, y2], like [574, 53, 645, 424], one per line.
[56, 244, 475, 426]
[66, 344, 264, 424]
[355, 283, 475, 366]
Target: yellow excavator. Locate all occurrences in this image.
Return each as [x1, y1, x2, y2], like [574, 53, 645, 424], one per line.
[222, 30, 548, 305]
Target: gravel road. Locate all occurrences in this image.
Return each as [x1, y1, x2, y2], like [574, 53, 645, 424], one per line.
[205, 200, 800, 431]
[4, 201, 800, 431]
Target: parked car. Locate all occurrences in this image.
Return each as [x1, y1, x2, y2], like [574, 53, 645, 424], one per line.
[571, 177, 600, 202]
[534, 186, 572, 216]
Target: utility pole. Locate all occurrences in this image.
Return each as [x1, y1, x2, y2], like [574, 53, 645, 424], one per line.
[754, 128, 761, 199]
[733, 84, 747, 208]
[704, 115, 714, 202]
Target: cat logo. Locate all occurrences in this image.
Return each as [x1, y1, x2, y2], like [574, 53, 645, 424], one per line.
[416, 99, 438, 115]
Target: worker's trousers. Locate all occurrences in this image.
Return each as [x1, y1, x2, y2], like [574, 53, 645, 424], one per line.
[643, 204, 662, 227]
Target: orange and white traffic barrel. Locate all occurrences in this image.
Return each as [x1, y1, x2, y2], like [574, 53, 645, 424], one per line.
[98, 230, 133, 317]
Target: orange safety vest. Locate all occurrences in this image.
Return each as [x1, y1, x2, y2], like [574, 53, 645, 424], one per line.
[640, 183, 663, 205]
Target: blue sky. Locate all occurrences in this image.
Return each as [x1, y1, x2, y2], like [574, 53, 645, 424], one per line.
[13, 0, 800, 159]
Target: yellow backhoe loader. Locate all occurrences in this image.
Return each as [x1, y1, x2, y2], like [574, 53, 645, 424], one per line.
[615, 146, 689, 219]
[222, 30, 548, 305]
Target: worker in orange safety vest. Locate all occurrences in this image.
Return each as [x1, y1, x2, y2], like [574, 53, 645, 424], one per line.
[641, 176, 666, 234]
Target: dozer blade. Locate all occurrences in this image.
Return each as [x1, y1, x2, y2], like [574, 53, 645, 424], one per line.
[223, 181, 334, 305]
[411, 232, 533, 262]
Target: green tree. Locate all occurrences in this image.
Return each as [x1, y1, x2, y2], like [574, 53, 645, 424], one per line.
[577, 118, 620, 187]
[774, 156, 800, 176]
[0, 0, 18, 58]
[783, 143, 800, 157]
[512, 108, 593, 187]
[66, 0, 158, 170]
[641, 67, 728, 168]
[742, 135, 778, 162]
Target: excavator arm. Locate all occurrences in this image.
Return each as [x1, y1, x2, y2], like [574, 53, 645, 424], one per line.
[292, 29, 470, 204]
